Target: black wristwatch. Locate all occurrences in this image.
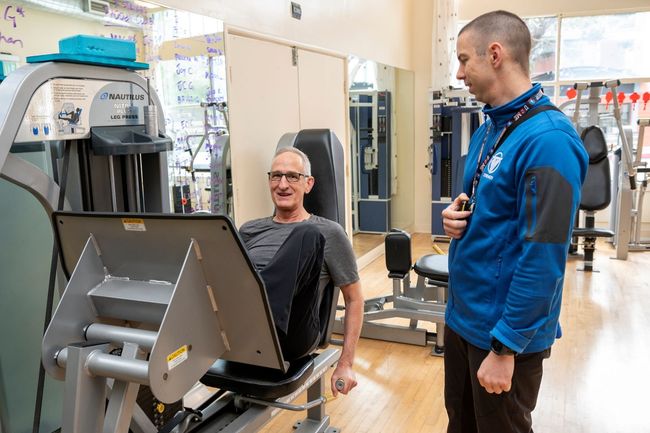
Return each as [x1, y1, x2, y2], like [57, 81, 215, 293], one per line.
[490, 338, 517, 356]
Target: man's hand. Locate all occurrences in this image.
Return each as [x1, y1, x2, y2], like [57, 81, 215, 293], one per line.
[331, 361, 357, 396]
[477, 351, 515, 394]
[441, 193, 472, 239]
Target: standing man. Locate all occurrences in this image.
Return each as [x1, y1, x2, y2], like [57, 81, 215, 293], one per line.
[441, 10, 588, 433]
[240, 147, 364, 396]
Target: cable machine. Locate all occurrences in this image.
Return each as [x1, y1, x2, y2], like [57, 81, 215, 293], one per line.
[429, 89, 481, 237]
[349, 90, 392, 233]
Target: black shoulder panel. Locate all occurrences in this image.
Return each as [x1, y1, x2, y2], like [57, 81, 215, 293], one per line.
[524, 167, 573, 244]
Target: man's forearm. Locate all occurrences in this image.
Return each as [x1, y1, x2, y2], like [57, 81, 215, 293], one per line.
[339, 281, 364, 366]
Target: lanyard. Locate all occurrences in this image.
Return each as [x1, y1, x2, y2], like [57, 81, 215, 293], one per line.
[469, 90, 544, 205]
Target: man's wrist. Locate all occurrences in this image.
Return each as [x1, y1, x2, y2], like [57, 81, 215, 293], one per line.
[337, 358, 353, 368]
[490, 338, 517, 356]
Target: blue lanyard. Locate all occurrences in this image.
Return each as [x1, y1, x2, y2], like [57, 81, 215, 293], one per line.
[469, 90, 544, 206]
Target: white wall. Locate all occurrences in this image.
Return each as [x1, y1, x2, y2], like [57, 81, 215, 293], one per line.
[0, 2, 141, 60]
[412, 0, 434, 233]
[155, 0, 414, 71]
[392, 68, 415, 231]
[458, 0, 650, 19]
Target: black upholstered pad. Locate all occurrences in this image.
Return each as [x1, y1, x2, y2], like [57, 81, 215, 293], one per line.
[572, 228, 614, 238]
[413, 254, 449, 282]
[200, 355, 314, 399]
[385, 229, 412, 279]
[580, 126, 611, 211]
[293, 129, 345, 226]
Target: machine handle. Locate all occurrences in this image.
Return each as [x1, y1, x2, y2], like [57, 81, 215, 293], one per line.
[629, 175, 637, 191]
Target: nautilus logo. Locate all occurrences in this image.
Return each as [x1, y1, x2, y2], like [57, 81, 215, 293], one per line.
[100, 92, 109, 100]
[487, 152, 503, 174]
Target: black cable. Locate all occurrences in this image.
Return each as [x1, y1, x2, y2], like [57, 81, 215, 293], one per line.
[32, 141, 71, 433]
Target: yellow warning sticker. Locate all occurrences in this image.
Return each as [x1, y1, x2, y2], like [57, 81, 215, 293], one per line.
[122, 218, 146, 232]
[166, 345, 188, 370]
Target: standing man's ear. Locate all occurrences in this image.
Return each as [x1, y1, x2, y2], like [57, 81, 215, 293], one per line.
[487, 42, 504, 67]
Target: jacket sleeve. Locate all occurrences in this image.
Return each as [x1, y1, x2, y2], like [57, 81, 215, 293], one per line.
[490, 128, 588, 353]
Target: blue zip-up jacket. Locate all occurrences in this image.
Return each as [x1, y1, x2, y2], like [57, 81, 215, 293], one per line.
[446, 83, 588, 354]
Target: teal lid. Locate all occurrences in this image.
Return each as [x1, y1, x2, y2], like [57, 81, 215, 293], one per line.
[26, 35, 148, 70]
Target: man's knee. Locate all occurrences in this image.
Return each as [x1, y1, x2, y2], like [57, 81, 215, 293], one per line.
[284, 224, 325, 256]
[289, 223, 323, 243]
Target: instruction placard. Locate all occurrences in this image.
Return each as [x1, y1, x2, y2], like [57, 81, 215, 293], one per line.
[122, 218, 146, 232]
[166, 345, 189, 370]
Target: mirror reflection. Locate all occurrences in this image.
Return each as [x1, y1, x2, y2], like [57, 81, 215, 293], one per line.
[348, 56, 415, 258]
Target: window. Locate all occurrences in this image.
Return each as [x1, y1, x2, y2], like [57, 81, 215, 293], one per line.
[527, 16, 558, 82]
[560, 12, 650, 81]
[445, 10, 650, 159]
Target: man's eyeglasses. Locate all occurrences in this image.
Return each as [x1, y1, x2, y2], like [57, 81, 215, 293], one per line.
[267, 171, 308, 183]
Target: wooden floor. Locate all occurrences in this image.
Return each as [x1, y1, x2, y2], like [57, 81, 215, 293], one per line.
[259, 234, 650, 433]
[352, 232, 385, 258]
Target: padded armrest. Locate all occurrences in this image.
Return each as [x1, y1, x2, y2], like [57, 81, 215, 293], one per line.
[200, 355, 315, 399]
[572, 228, 615, 238]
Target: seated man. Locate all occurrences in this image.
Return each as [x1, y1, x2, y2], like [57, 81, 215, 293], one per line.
[239, 147, 364, 396]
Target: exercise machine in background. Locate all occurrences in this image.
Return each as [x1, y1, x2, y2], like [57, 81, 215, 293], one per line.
[349, 90, 392, 233]
[565, 81, 617, 271]
[333, 90, 479, 355]
[610, 117, 650, 258]
[428, 89, 481, 238]
[334, 228, 449, 356]
[565, 80, 649, 268]
[173, 101, 232, 217]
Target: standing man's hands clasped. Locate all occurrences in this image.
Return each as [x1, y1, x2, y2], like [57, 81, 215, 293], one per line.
[442, 193, 472, 239]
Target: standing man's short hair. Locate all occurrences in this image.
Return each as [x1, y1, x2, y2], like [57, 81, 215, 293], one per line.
[459, 10, 531, 74]
[273, 147, 312, 176]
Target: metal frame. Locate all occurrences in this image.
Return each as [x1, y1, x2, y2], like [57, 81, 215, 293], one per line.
[0, 61, 170, 215]
[613, 118, 650, 258]
[45, 212, 342, 433]
[181, 349, 341, 433]
[335, 258, 447, 356]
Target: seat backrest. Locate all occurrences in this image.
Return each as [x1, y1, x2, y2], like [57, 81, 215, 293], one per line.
[580, 125, 611, 211]
[385, 228, 412, 279]
[278, 129, 346, 228]
[278, 129, 345, 348]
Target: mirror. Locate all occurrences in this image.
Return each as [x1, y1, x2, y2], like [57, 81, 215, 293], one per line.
[142, 10, 231, 217]
[348, 57, 415, 258]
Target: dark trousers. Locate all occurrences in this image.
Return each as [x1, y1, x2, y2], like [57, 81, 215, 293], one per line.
[259, 224, 325, 361]
[444, 326, 551, 433]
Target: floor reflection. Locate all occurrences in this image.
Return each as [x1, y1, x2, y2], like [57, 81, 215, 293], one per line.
[352, 233, 385, 258]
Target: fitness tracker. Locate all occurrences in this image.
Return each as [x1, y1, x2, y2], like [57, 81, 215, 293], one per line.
[490, 338, 517, 356]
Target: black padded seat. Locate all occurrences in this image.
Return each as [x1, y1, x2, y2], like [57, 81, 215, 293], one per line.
[200, 355, 315, 399]
[572, 227, 614, 238]
[413, 254, 449, 284]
